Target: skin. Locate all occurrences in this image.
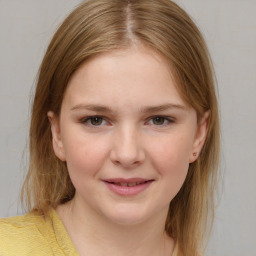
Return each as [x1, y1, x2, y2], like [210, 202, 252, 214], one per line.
[48, 45, 209, 256]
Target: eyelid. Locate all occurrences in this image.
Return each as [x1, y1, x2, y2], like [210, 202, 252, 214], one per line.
[146, 115, 175, 125]
[79, 115, 175, 127]
[80, 115, 110, 126]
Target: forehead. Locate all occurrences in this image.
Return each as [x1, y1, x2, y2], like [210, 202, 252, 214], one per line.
[63, 45, 187, 109]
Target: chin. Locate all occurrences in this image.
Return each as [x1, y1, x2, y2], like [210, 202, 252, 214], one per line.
[101, 203, 153, 226]
[108, 214, 147, 226]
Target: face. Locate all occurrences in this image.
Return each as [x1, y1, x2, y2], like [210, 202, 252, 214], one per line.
[49, 46, 209, 226]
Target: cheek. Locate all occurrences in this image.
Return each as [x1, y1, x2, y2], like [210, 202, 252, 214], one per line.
[148, 134, 193, 192]
[62, 131, 109, 180]
[150, 133, 192, 167]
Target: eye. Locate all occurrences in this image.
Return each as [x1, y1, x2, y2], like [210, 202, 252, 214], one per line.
[148, 116, 174, 126]
[81, 116, 106, 126]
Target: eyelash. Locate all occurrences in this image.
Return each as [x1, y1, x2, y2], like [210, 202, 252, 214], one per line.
[80, 116, 107, 126]
[80, 115, 175, 127]
[147, 116, 175, 126]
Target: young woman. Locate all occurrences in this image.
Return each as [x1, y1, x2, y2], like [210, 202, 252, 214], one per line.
[0, 0, 220, 255]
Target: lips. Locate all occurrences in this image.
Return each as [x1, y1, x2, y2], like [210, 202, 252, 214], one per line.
[102, 178, 154, 196]
[103, 178, 153, 186]
[113, 181, 146, 187]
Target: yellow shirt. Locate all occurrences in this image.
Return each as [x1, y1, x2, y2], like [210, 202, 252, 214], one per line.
[0, 209, 79, 256]
[0, 209, 180, 256]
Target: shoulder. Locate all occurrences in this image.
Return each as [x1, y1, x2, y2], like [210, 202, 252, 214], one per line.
[0, 212, 48, 237]
[0, 212, 44, 228]
[0, 212, 54, 255]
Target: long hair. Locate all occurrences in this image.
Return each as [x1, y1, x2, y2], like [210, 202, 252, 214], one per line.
[21, 0, 220, 255]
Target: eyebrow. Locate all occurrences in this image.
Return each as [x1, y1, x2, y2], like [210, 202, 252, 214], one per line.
[70, 103, 186, 113]
[71, 104, 113, 112]
[140, 103, 186, 113]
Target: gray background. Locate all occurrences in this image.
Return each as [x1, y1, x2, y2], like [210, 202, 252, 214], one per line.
[0, 0, 255, 255]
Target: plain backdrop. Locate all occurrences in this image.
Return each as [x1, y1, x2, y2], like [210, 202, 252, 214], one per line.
[0, 1, 255, 255]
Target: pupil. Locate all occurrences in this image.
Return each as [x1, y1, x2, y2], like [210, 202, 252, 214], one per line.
[91, 117, 102, 125]
[153, 117, 164, 125]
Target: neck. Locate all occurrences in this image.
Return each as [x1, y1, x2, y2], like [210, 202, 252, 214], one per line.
[56, 196, 175, 256]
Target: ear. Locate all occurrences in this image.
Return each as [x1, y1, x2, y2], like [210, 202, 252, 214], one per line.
[189, 111, 210, 163]
[47, 111, 66, 161]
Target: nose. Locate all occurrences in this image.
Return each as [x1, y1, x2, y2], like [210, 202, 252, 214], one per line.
[110, 124, 146, 169]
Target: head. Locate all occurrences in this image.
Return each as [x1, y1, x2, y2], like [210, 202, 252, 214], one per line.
[22, 0, 220, 255]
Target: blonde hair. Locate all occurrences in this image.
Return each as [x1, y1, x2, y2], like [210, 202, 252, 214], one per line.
[22, 0, 220, 255]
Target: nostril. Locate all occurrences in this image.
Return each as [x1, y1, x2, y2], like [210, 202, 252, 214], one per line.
[109, 138, 146, 168]
[111, 158, 142, 168]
